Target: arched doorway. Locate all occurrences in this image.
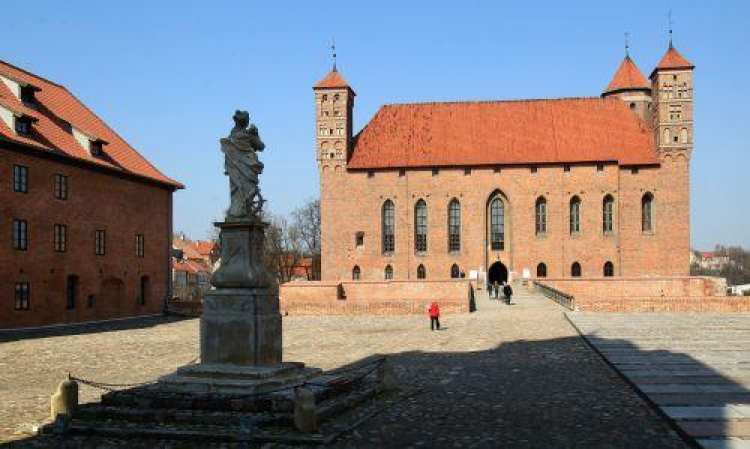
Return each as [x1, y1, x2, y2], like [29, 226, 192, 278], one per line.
[488, 261, 508, 285]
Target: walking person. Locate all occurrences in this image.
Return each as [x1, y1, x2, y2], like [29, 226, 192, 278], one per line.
[493, 280, 500, 299]
[428, 301, 441, 331]
[503, 282, 513, 305]
[487, 282, 493, 299]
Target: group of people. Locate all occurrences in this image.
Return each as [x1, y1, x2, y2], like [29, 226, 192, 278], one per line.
[488, 281, 513, 305]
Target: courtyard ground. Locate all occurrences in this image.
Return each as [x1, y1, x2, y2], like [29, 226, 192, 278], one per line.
[2, 289, 688, 447]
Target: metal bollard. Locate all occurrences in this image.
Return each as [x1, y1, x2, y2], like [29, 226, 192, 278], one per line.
[50, 378, 78, 421]
[377, 359, 399, 390]
[293, 386, 318, 433]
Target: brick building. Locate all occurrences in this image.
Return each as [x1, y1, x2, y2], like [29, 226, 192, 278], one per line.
[313, 42, 694, 285]
[0, 61, 182, 330]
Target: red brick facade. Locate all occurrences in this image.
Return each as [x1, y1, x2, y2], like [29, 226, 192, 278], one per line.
[314, 45, 694, 285]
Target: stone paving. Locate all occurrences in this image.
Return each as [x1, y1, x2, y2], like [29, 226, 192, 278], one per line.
[1, 289, 685, 447]
[568, 312, 750, 449]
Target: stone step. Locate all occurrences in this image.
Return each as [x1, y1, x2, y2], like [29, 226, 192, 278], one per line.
[74, 404, 292, 427]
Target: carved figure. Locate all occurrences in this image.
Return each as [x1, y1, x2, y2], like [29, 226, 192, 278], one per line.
[221, 110, 266, 221]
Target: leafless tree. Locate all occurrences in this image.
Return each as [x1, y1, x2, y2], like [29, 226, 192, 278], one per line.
[263, 213, 305, 284]
[291, 198, 321, 280]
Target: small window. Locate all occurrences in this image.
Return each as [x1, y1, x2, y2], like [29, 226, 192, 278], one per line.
[564, 165, 570, 173]
[399, 170, 406, 177]
[20, 85, 36, 104]
[531, 167, 538, 174]
[432, 168, 439, 176]
[603, 261, 614, 277]
[54, 174, 68, 200]
[385, 265, 393, 280]
[13, 164, 29, 193]
[451, 264, 460, 279]
[15, 282, 30, 311]
[367, 171, 375, 178]
[673, 135, 678, 143]
[90, 140, 104, 157]
[355, 232, 364, 247]
[537, 263, 547, 278]
[417, 264, 426, 279]
[135, 233, 145, 258]
[493, 167, 501, 174]
[352, 265, 361, 280]
[629, 102, 636, 109]
[464, 168, 471, 175]
[95, 229, 106, 256]
[12, 219, 28, 250]
[66, 275, 79, 309]
[54, 224, 67, 252]
[15, 116, 33, 135]
[631, 168, 639, 175]
[571, 262, 582, 277]
[597, 164, 604, 172]
[333, 93, 340, 102]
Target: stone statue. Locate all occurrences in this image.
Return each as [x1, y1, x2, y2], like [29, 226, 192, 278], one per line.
[221, 110, 266, 221]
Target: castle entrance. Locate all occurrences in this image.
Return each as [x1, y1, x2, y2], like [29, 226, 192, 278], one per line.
[487, 261, 508, 286]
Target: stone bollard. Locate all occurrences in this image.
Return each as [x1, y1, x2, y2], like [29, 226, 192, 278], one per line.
[293, 386, 317, 433]
[377, 359, 399, 390]
[50, 379, 78, 421]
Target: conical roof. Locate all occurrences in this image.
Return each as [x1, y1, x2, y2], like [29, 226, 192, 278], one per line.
[313, 67, 351, 89]
[654, 44, 694, 71]
[604, 55, 650, 94]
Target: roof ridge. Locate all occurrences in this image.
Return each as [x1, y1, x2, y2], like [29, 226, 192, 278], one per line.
[382, 96, 606, 108]
[0, 60, 65, 88]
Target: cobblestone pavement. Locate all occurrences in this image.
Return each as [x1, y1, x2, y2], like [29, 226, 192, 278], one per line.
[569, 312, 750, 449]
[1, 290, 686, 447]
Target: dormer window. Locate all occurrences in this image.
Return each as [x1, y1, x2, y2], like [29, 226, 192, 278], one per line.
[15, 116, 33, 136]
[20, 85, 37, 105]
[89, 140, 104, 157]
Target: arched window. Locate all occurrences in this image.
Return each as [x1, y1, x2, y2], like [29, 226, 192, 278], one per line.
[680, 128, 688, 143]
[336, 122, 344, 136]
[333, 93, 339, 102]
[450, 264, 460, 279]
[663, 128, 671, 144]
[490, 198, 505, 250]
[414, 200, 427, 252]
[321, 94, 328, 102]
[571, 262, 582, 277]
[448, 199, 461, 252]
[535, 196, 547, 235]
[603, 261, 614, 277]
[382, 200, 395, 253]
[602, 195, 614, 233]
[417, 264, 426, 279]
[384, 265, 393, 280]
[537, 263, 547, 278]
[352, 265, 361, 280]
[570, 196, 581, 234]
[641, 193, 654, 232]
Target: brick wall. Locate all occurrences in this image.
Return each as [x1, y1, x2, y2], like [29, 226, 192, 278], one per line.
[280, 279, 473, 315]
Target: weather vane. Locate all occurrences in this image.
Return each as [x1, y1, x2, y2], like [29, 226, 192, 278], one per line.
[668, 10, 674, 47]
[331, 39, 337, 71]
[625, 32, 630, 56]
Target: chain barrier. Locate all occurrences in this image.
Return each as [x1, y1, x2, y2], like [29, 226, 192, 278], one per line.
[68, 353, 200, 392]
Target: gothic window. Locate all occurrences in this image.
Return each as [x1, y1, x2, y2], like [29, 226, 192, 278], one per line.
[352, 265, 361, 280]
[569, 196, 581, 234]
[663, 128, 670, 144]
[537, 263, 547, 278]
[680, 128, 688, 143]
[448, 199, 460, 252]
[451, 264, 460, 279]
[417, 264, 426, 279]
[602, 195, 614, 233]
[571, 262, 582, 277]
[66, 275, 79, 309]
[382, 200, 395, 253]
[384, 265, 393, 280]
[333, 93, 339, 102]
[641, 193, 654, 233]
[414, 200, 427, 252]
[490, 198, 505, 250]
[535, 196, 547, 235]
[322, 94, 328, 102]
[603, 261, 614, 277]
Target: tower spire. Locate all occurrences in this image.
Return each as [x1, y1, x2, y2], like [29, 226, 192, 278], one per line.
[331, 39, 337, 72]
[625, 32, 630, 57]
[668, 10, 674, 48]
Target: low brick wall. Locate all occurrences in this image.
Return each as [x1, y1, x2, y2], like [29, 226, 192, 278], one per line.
[536, 277, 750, 312]
[280, 280, 473, 315]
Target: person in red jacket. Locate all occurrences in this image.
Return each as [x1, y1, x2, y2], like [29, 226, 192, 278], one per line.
[428, 301, 441, 331]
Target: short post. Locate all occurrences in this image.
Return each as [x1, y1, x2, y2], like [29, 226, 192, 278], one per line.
[294, 386, 317, 433]
[377, 358, 398, 390]
[50, 378, 78, 421]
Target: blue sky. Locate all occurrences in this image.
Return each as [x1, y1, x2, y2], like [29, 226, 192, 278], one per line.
[3, 1, 748, 249]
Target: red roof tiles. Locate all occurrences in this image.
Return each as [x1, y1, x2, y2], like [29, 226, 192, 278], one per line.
[652, 45, 694, 75]
[604, 56, 650, 94]
[348, 97, 658, 169]
[313, 68, 351, 89]
[0, 60, 182, 188]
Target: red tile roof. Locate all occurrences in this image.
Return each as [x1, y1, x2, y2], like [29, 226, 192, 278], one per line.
[313, 68, 351, 89]
[652, 45, 694, 75]
[604, 56, 650, 94]
[0, 61, 182, 188]
[194, 241, 216, 257]
[348, 97, 658, 169]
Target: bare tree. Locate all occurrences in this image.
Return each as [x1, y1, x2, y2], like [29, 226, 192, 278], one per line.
[291, 198, 321, 280]
[263, 213, 305, 284]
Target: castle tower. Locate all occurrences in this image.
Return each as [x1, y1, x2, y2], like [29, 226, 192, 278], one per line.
[602, 52, 652, 122]
[649, 41, 695, 159]
[312, 65, 355, 167]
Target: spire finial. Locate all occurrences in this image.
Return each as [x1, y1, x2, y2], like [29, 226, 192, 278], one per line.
[625, 32, 630, 57]
[331, 39, 337, 72]
[668, 10, 674, 48]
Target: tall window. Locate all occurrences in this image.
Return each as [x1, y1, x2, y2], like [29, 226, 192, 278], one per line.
[451, 264, 460, 279]
[352, 265, 361, 280]
[490, 198, 505, 250]
[642, 193, 654, 233]
[12, 219, 28, 250]
[537, 263, 547, 278]
[603, 261, 614, 277]
[414, 200, 427, 252]
[570, 196, 581, 234]
[571, 262, 582, 277]
[385, 265, 393, 280]
[448, 199, 461, 252]
[382, 200, 395, 253]
[602, 195, 614, 233]
[139, 276, 150, 306]
[66, 275, 79, 309]
[535, 196, 547, 235]
[417, 264, 426, 279]
[54, 174, 68, 200]
[15, 282, 30, 311]
[13, 164, 28, 193]
[54, 224, 67, 252]
[135, 234, 145, 258]
[663, 128, 670, 144]
[95, 229, 106, 256]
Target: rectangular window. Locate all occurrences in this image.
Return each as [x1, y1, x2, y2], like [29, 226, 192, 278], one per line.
[432, 168, 439, 176]
[54, 174, 68, 200]
[597, 164, 604, 172]
[20, 85, 36, 104]
[54, 224, 67, 252]
[355, 232, 364, 247]
[95, 229, 106, 256]
[135, 233, 145, 258]
[66, 276, 79, 310]
[13, 164, 28, 193]
[15, 282, 30, 311]
[464, 168, 471, 175]
[89, 140, 104, 157]
[530, 167, 538, 174]
[15, 116, 32, 135]
[12, 219, 28, 250]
